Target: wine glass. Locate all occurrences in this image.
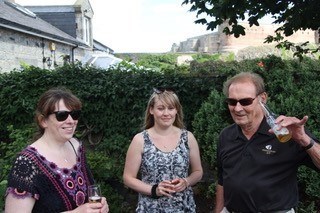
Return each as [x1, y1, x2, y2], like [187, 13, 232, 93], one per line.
[160, 174, 177, 211]
[88, 184, 102, 203]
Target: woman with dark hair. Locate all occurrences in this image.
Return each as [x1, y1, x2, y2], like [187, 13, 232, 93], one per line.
[123, 88, 203, 212]
[5, 87, 109, 213]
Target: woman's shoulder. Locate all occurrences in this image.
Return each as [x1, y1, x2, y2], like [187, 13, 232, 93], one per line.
[179, 128, 194, 136]
[186, 129, 195, 136]
[132, 131, 145, 143]
[182, 129, 197, 144]
[10, 146, 39, 170]
[17, 145, 38, 157]
[69, 137, 81, 148]
[127, 132, 145, 154]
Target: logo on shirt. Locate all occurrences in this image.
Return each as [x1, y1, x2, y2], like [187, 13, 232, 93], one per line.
[262, 145, 276, 154]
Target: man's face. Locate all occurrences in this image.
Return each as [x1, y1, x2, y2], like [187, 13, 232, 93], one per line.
[227, 81, 263, 128]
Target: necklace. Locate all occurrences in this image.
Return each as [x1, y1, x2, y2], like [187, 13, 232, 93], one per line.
[62, 152, 69, 163]
[157, 137, 179, 151]
[158, 139, 168, 149]
[62, 142, 70, 163]
[150, 128, 179, 150]
[62, 140, 78, 163]
[161, 143, 168, 149]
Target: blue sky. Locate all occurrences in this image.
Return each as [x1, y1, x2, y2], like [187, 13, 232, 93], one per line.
[15, 0, 210, 53]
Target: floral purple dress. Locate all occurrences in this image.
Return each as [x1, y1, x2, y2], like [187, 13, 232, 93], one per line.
[136, 129, 196, 213]
[5, 141, 94, 213]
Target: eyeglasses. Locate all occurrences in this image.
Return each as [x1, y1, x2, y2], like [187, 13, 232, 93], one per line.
[153, 87, 175, 94]
[225, 97, 257, 106]
[50, 110, 81, 122]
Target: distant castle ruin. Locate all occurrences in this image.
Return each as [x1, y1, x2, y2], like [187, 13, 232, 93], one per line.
[171, 22, 319, 54]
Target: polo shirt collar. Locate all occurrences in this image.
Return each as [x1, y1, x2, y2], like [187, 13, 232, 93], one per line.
[234, 117, 270, 140]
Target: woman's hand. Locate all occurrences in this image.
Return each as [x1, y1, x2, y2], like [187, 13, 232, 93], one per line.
[100, 197, 109, 213]
[171, 178, 189, 192]
[69, 197, 109, 213]
[156, 180, 175, 197]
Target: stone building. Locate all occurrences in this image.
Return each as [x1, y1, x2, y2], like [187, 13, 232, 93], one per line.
[172, 21, 319, 54]
[0, 0, 112, 72]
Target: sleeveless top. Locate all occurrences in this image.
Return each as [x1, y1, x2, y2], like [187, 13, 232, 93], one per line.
[136, 129, 196, 213]
[5, 141, 94, 213]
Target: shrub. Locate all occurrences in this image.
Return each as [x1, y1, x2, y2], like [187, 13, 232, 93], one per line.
[1, 55, 320, 211]
[193, 56, 320, 211]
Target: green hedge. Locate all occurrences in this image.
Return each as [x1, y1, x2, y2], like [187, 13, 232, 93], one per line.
[0, 63, 218, 211]
[193, 55, 320, 211]
[1, 55, 320, 211]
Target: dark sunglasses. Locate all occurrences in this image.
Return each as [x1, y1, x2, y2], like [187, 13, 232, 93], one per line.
[153, 87, 175, 94]
[225, 97, 256, 106]
[50, 110, 81, 122]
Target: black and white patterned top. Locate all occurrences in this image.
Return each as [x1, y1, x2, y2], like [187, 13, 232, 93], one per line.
[5, 141, 94, 213]
[136, 129, 196, 213]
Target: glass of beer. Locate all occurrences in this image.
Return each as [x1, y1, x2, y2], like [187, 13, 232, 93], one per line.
[88, 184, 102, 203]
[259, 100, 292, 143]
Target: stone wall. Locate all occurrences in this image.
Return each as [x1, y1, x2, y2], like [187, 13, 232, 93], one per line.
[0, 28, 87, 72]
[172, 22, 318, 54]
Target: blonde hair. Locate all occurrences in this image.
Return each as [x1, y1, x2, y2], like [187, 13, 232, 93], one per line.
[143, 90, 184, 130]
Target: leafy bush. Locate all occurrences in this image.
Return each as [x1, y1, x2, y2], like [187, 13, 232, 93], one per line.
[1, 55, 320, 211]
[193, 55, 320, 211]
[0, 63, 217, 211]
[192, 53, 222, 63]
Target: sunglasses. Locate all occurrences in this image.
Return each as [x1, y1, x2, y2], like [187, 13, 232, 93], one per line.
[153, 87, 175, 94]
[50, 110, 81, 122]
[225, 97, 256, 106]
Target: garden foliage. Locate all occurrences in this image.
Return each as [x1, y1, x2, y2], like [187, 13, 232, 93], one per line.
[0, 55, 320, 211]
[193, 55, 320, 211]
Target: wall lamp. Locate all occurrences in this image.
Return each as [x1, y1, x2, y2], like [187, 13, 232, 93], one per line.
[43, 57, 52, 68]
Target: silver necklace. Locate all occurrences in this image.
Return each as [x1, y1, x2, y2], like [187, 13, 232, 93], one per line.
[62, 144, 69, 163]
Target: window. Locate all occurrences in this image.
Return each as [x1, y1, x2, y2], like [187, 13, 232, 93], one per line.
[83, 17, 90, 44]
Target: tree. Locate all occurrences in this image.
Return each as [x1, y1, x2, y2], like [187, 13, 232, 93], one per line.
[182, 0, 320, 60]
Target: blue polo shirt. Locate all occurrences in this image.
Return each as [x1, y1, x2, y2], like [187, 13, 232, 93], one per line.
[217, 117, 318, 212]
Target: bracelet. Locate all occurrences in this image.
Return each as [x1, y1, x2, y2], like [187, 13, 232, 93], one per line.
[303, 138, 315, 151]
[183, 178, 189, 188]
[151, 184, 159, 199]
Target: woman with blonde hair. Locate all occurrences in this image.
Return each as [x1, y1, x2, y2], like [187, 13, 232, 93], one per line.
[123, 88, 203, 212]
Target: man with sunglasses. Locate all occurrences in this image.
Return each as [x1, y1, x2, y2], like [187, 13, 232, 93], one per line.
[215, 72, 320, 213]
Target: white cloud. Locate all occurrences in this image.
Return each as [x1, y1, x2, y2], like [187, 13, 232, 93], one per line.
[15, 0, 210, 53]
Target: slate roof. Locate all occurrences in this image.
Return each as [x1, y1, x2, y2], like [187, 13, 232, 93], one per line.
[25, 6, 78, 38]
[93, 39, 114, 54]
[0, 0, 88, 47]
